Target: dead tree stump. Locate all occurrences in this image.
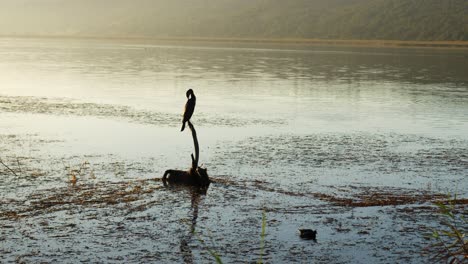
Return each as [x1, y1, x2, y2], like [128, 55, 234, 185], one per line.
[162, 121, 210, 187]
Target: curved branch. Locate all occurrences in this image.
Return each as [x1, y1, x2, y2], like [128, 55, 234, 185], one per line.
[162, 120, 209, 187]
[188, 121, 199, 169]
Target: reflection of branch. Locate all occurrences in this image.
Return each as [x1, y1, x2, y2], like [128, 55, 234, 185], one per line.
[0, 158, 18, 177]
[190, 188, 224, 264]
[190, 188, 200, 232]
[180, 188, 203, 263]
[16, 157, 23, 176]
[180, 238, 194, 264]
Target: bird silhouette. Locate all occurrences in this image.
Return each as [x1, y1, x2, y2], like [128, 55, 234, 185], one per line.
[181, 89, 196, 131]
[299, 229, 317, 241]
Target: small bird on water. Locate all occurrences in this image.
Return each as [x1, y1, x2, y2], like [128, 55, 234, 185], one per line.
[181, 89, 196, 131]
[299, 229, 317, 241]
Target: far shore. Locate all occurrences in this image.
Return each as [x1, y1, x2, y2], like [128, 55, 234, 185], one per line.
[2, 35, 468, 50]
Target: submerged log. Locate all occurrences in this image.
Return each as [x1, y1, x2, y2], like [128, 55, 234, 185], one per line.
[163, 121, 210, 187]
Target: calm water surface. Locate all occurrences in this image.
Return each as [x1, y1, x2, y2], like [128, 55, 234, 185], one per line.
[1, 38, 467, 183]
[0, 38, 467, 263]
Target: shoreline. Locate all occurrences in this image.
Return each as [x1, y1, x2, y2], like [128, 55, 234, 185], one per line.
[2, 35, 468, 50]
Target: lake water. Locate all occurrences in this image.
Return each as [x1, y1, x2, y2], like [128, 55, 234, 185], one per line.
[0, 38, 467, 263]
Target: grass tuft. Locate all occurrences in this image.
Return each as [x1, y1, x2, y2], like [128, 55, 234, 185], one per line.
[258, 209, 267, 264]
[425, 193, 468, 263]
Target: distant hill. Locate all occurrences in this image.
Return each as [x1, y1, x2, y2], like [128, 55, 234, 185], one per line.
[0, 0, 467, 41]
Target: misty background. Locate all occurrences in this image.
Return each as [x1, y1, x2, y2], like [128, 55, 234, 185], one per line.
[0, 0, 467, 41]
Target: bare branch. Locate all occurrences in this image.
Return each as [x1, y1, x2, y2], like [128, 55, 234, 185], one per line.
[0, 157, 18, 177]
[188, 121, 199, 169]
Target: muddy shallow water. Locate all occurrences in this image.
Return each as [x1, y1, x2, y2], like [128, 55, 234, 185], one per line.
[0, 38, 467, 263]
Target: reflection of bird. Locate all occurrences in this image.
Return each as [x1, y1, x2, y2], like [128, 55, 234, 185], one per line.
[299, 229, 317, 241]
[181, 89, 196, 131]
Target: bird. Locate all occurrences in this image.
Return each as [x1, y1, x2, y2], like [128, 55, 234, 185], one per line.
[299, 229, 317, 241]
[181, 89, 196, 131]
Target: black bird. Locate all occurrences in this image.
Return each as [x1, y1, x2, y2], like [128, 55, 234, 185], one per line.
[299, 229, 317, 241]
[181, 89, 196, 131]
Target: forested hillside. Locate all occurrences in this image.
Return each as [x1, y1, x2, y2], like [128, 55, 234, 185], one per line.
[0, 0, 466, 41]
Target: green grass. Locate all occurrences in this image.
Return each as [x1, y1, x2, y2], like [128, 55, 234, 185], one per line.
[258, 209, 267, 264]
[194, 230, 223, 264]
[426, 193, 468, 263]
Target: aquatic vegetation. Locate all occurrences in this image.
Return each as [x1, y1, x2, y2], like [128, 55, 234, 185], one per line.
[425, 194, 468, 263]
[194, 229, 224, 264]
[0, 95, 283, 128]
[63, 160, 94, 184]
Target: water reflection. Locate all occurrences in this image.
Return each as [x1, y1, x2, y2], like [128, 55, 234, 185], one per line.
[0, 38, 467, 136]
[2, 38, 468, 93]
[163, 185, 207, 263]
[0, 38, 467, 263]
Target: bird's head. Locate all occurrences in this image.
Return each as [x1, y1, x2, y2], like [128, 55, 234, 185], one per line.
[186, 89, 194, 98]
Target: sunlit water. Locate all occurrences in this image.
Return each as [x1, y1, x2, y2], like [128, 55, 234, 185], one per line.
[0, 38, 467, 263]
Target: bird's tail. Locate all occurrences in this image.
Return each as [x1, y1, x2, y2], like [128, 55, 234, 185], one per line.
[181, 122, 186, 132]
